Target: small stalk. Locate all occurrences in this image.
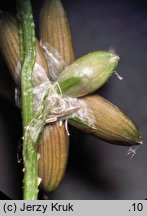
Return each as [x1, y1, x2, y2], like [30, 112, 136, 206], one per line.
[18, 0, 37, 200]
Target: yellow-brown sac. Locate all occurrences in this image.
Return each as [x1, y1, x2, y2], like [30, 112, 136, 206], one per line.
[70, 95, 142, 145]
[40, 0, 74, 65]
[0, 13, 49, 85]
[38, 122, 69, 192]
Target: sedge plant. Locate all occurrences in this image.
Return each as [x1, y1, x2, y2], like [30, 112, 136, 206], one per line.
[0, 0, 142, 200]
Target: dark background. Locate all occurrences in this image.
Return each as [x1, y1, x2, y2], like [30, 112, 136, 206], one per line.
[0, 0, 147, 199]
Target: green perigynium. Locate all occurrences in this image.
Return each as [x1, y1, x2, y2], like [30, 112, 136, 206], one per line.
[57, 51, 119, 97]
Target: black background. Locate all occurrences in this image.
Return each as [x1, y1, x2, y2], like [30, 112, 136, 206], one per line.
[0, 0, 147, 199]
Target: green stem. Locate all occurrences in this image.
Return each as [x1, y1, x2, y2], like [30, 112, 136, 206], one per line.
[18, 0, 38, 200]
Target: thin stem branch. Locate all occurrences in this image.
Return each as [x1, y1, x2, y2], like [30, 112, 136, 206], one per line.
[18, 0, 38, 200]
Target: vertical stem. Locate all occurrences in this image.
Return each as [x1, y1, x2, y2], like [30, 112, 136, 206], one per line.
[18, 0, 38, 200]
